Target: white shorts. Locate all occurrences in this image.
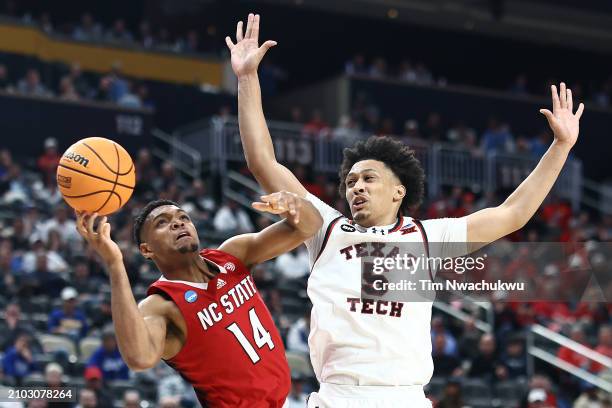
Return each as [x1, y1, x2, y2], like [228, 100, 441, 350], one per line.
[307, 383, 433, 408]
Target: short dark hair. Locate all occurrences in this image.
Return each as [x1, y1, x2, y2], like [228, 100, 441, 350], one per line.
[133, 199, 179, 245]
[339, 136, 425, 215]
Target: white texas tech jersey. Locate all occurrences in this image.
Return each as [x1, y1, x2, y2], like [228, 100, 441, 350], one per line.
[304, 194, 467, 386]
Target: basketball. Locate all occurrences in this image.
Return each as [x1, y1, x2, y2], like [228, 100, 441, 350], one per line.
[56, 137, 135, 215]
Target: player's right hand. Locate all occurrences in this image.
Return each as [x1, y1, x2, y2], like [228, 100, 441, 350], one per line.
[252, 191, 302, 224]
[76, 211, 123, 267]
[225, 13, 277, 78]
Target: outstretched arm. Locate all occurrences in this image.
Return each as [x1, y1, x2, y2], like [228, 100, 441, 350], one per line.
[466, 83, 584, 249]
[76, 213, 167, 370]
[226, 13, 308, 197]
[219, 191, 322, 266]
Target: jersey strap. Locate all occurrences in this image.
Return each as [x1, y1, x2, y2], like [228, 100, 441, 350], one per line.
[412, 219, 433, 281]
[312, 215, 344, 269]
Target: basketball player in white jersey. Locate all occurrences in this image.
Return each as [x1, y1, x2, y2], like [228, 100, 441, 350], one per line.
[226, 13, 584, 408]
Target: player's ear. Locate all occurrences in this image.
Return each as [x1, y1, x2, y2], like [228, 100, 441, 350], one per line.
[394, 184, 406, 202]
[139, 242, 154, 259]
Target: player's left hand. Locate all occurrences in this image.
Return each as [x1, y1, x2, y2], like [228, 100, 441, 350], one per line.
[252, 191, 302, 224]
[539, 82, 584, 149]
[225, 13, 277, 78]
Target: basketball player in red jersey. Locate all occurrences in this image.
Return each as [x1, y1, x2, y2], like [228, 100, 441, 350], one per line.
[75, 191, 322, 407]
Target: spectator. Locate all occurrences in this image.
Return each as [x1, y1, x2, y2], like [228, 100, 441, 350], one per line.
[344, 54, 367, 75]
[332, 115, 361, 146]
[0, 64, 12, 92]
[17, 69, 50, 97]
[398, 59, 418, 83]
[58, 77, 79, 101]
[182, 30, 200, 53]
[37, 12, 53, 34]
[1, 303, 36, 351]
[182, 179, 216, 226]
[73, 13, 102, 41]
[72, 258, 101, 297]
[530, 130, 552, 158]
[136, 84, 154, 109]
[436, 379, 465, 408]
[510, 74, 529, 95]
[481, 118, 515, 153]
[37, 138, 61, 188]
[368, 57, 388, 78]
[48, 287, 88, 340]
[117, 81, 142, 108]
[122, 390, 140, 408]
[431, 316, 457, 356]
[90, 294, 113, 330]
[468, 333, 507, 382]
[105, 19, 134, 43]
[22, 250, 66, 297]
[287, 309, 310, 355]
[10, 218, 31, 251]
[2, 334, 36, 385]
[573, 383, 604, 408]
[38, 206, 80, 246]
[592, 325, 612, 373]
[302, 110, 330, 138]
[401, 119, 424, 143]
[422, 112, 444, 142]
[44, 362, 73, 408]
[432, 334, 462, 377]
[213, 199, 254, 234]
[87, 328, 130, 381]
[458, 318, 481, 360]
[75, 388, 97, 408]
[138, 20, 155, 48]
[287, 373, 308, 407]
[275, 247, 309, 280]
[63, 63, 92, 99]
[83, 366, 113, 408]
[415, 62, 434, 85]
[158, 396, 180, 408]
[446, 121, 477, 147]
[525, 388, 555, 408]
[103, 63, 128, 103]
[501, 336, 528, 379]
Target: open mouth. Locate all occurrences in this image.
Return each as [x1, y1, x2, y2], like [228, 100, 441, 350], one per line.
[176, 231, 191, 241]
[352, 197, 367, 210]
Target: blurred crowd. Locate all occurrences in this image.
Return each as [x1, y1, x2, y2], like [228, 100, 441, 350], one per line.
[1, 1, 215, 56]
[343, 54, 612, 109]
[0, 63, 154, 110]
[288, 101, 554, 160]
[0, 128, 610, 407]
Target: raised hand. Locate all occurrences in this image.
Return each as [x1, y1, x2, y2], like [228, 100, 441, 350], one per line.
[76, 211, 123, 267]
[225, 13, 277, 78]
[252, 191, 302, 224]
[540, 83, 584, 149]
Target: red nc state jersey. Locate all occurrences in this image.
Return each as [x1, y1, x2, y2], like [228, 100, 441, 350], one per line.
[147, 248, 290, 407]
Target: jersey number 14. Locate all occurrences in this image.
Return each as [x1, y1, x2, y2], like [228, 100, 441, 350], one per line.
[226, 308, 275, 364]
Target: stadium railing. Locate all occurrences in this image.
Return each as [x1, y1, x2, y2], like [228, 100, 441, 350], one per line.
[152, 128, 202, 180]
[527, 324, 612, 393]
[173, 116, 584, 209]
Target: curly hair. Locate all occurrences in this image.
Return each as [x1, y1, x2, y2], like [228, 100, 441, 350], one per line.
[133, 199, 180, 245]
[338, 136, 425, 215]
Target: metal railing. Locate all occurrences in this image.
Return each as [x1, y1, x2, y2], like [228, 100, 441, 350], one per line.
[527, 324, 612, 393]
[152, 128, 202, 180]
[175, 117, 584, 209]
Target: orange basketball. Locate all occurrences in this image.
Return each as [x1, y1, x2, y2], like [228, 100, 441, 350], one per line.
[56, 137, 136, 215]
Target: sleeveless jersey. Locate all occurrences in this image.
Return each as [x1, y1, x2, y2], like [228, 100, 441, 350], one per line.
[303, 194, 468, 386]
[147, 248, 290, 407]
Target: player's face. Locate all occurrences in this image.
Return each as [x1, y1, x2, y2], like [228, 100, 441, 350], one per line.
[344, 159, 403, 226]
[142, 205, 200, 258]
